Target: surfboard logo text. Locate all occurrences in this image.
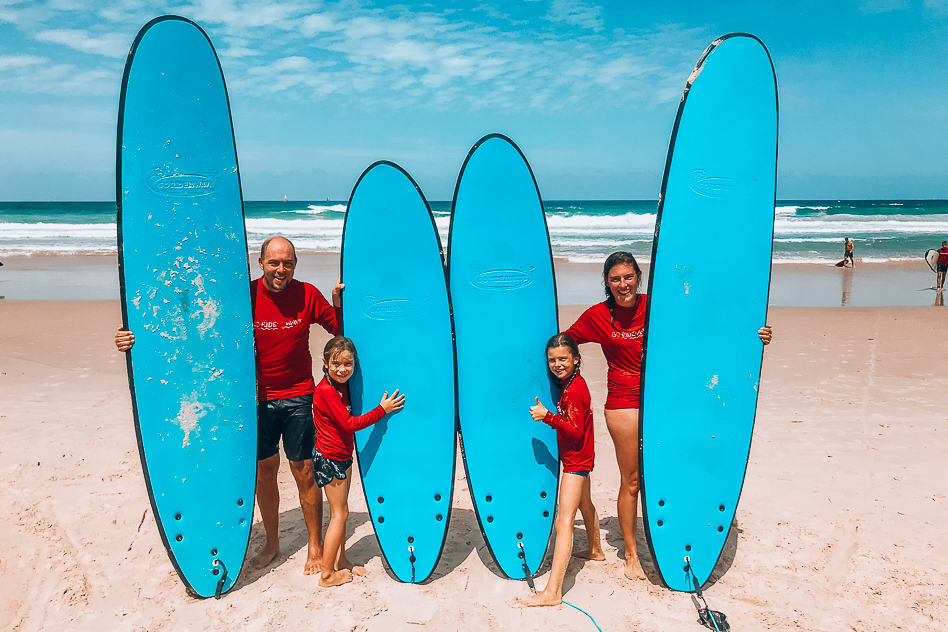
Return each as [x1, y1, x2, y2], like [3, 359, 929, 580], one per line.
[146, 169, 216, 197]
[470, 266, 536, 290]
[360, 296, 417, 320]
[687, 168, 743, 198]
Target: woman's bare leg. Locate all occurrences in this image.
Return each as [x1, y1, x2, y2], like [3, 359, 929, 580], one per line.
[520, 473, 586, 606]
[319, 476, 353, 588]
[574, 475, 605, 560]
[605, 408, 645, 580]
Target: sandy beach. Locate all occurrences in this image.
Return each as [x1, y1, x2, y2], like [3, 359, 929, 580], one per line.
[1, 297, 945, 631]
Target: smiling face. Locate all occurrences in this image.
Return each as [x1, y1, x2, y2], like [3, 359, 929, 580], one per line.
[547, 345, 578, 381]
[258, 237, 296, 293]
[606, 263, 639, 307]
[325, 349, 354, 384]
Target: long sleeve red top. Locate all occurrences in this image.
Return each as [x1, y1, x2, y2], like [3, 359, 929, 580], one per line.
[563, 294, 647, 409]
[312, 376, 385, 461]
[542, 373, 594, 473]
[251, 278, 341, 401]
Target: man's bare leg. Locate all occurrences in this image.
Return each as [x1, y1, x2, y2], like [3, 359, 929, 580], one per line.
[605, 408, 646, 581]
[250, 454, 281, 568]
[289, 458, 323, 575]
[574, 476, 606, 561]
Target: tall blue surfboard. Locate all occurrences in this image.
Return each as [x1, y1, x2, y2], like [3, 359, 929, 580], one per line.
[640, 34, 777, 592]
[342, 162, 456, 583]
[449, 134, 559, 579]
[117, 16, 256, 598]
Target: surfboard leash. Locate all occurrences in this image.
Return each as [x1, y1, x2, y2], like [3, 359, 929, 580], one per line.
[684, 557, 730, 632]
[519, 541, 604, 631]
[212, 559, 228, 599]
[408, 545, 416, 583]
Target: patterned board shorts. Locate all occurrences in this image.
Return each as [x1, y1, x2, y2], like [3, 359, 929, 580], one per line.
[312, 448, 353, 488]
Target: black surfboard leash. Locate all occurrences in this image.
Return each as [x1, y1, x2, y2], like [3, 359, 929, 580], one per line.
[684, 556, 730, 632]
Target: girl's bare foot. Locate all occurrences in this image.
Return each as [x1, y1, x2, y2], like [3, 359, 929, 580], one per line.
[337, 556, 366, 576]
[624, 557, 646, 580]
[318, 569, 353, 588]
[518, 591, 562, 607]
[574, 548, 606, 561]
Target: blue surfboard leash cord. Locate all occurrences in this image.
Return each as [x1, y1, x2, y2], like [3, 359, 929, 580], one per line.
[684, 557, 730, 632]
[519, 541, 604, 631]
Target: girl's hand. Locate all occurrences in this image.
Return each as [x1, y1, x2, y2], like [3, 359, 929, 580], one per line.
[380, 389, 405, 414]
[529, 397, 549, 421]
[758, 325, 773, 345]
[115, 327, 135, 352]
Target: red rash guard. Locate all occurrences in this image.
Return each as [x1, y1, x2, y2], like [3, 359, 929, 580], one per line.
[542, 373, 594, 473]
[312, 376, 385, 461]
[939, 247, 948, 266]
[251, 278, 341, 401]
[563, 294, 647, 410]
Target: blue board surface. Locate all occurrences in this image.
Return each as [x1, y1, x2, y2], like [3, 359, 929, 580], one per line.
[117, 16, 256, 598]
[449, 134, 559, 579]
[640, 33, 777, 592]
[342, 162, 456, 583]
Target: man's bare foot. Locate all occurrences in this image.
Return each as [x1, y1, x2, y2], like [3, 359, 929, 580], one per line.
[249, 544, 279, 569]
[303, 547, 322, 575]
[518, 591, 562, 607]
[624, 557, 646, 580]
[318, 569, 353, 588]
[574, 548, 606, 561]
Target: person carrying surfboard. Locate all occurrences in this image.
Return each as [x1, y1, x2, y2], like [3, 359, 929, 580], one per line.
[937, 241, 948, 291]
[312, 336, 404, 587]
[519, 333, 604, 607]
[562, 251, 772, 581]
[115, 235, 344, 576]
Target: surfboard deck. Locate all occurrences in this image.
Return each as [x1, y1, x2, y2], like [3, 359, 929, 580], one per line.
[640, 33, 778, 592]
[117, 15, 256, 598]
[926, 249, 938, 273]
[342, 162, 456, 583]
[449, 134, 559, 579]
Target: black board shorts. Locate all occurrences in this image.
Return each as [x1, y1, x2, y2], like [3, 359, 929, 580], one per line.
[257, 394, 315, 462]
[312, 449, 352, 488]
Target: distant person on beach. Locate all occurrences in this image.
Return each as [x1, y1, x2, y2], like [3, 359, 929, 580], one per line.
[312, 336, 404, 588]
[114, 235, 344, 576]
[561, 251, 772, 581]
[842, 238, 855, 267]
[937, 241, 948, 291]
[520, 333, 604, 607]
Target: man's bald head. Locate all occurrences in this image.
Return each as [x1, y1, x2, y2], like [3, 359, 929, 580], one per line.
[260, 235, 297, 262]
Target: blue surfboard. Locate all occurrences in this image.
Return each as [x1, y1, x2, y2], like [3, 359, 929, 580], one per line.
[342, 162, 456, 583]
[117, 16, 256, 598]
[449, 134, 559, 579]
[640, 34, 777, 592]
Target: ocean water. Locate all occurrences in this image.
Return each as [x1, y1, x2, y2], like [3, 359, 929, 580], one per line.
[1, 199, 946, 264]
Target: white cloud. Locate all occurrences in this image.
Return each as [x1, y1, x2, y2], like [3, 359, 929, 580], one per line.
[546, 0, 604, 31]
[35, 28, 129, 57]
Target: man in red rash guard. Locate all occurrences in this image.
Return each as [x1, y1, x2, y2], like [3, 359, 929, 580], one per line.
[563, 294, 646, 409]
[937, 241, 948, 291]
[114, 235, 342, 576]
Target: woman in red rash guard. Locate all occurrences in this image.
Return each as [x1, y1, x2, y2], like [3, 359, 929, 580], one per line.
[563, 251, 773, 581]
[312, 336, 404, 588]
[521, 333, 604, 607]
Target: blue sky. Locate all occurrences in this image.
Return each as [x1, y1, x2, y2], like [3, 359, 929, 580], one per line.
[1, 0, 946, 200]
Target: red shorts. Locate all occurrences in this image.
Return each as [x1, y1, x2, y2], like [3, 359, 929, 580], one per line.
[605, 372, 640, 410]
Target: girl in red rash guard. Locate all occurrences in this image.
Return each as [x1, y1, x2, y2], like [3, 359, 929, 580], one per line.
[563, 251, 773, 581]
[312, 336, 404, 588]
[520, 333, 604, 607]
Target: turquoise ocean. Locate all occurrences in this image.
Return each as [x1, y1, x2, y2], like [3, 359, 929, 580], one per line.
[1, 199, 946, 263]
